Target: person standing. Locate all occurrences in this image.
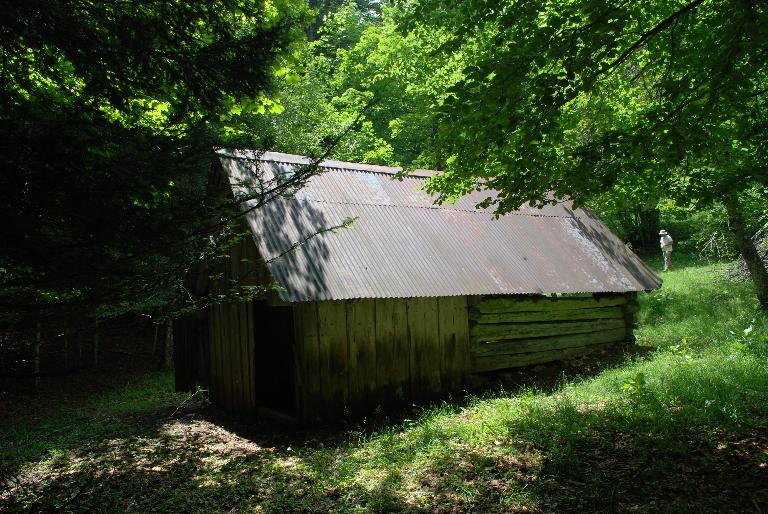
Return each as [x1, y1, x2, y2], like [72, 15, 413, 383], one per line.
[659, 229, 674, 271]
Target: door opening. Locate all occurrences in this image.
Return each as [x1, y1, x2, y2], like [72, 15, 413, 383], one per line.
[253, 301, 296, 416]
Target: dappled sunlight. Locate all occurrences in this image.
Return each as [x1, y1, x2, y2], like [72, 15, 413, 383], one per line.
[636, 259, 764, 347]
[3, 260, 768, 512]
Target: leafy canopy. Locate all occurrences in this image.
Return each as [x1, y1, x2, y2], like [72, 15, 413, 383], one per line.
[400, 0, 768, 212]
[0, 0, 307, 327]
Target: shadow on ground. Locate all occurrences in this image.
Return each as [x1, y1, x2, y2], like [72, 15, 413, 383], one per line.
[3, 342, 767, 514]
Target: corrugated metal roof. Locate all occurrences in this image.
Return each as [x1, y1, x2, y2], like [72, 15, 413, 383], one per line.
[217, 149, 661, 302]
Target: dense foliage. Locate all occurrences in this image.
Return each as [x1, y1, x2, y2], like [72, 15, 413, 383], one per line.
[0, 0, 306, 327]
[402, 0, 768, 305]
[3, 0, 767, 328]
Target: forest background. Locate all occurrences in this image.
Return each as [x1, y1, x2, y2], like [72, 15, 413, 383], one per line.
[1, 0, 766, 337]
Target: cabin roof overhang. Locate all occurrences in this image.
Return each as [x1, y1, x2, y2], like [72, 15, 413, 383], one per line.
[216, 149, 662, 302]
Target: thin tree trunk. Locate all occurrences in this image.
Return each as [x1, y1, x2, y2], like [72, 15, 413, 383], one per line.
[164, 321, 173, 370]
[725, 193, 768, 310]
[93, 329, 100, 366]
[0, 334, 5, 375]
[34, 325, 41, 389]
[152, 323, 159, 356]
[63, 335, 69, 372]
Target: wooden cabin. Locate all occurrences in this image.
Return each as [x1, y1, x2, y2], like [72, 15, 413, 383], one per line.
[174, 150, 661, 424]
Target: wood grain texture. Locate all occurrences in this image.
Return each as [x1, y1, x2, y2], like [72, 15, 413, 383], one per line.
[471, 318, 626, 342]
[472, 343, 618, 372]
[374, 298, 410, 403]
[475, 295, 627, 313]
[438, 296, 470, 391]
[471, 328, 628, 358]
[472, 306, 625, 324]
[317, 301, 348, 414]
[346, 299, 377, 409]
[407, 297, 441, 400]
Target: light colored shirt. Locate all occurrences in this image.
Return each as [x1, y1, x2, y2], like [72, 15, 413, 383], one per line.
[660, 235, 673, 251]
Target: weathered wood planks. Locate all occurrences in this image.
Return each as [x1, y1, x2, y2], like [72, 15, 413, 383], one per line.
[471, 328, 628, 358]
[471, 318, 626, 342]
[438, 296, 470, 392]
[475, 295, 627, 313]
[294, 296, 470, 418]
[468, 293, 635, 374]
[472, 343, 617, 372]
[375, 298, 409, 403]
[317, 301, 348, 415]
[407, 297, 442, 400]
[206, 233, 261, 417]
[472, 306, 625, 324]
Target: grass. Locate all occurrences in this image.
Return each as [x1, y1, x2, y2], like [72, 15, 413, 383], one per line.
[2, 257, 768, 512]
[636, 252, 763, 346]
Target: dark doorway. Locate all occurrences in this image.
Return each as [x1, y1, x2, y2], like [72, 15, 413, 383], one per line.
[252, 301, 296, 415]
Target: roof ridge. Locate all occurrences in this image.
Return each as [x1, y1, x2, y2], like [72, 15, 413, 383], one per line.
[291, 196, 579, 219]
[216, 148, 438, 178]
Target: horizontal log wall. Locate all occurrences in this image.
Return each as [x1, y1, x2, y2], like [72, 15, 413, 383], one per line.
[470, 294, 638, 373]
[294, 296, 470, 422]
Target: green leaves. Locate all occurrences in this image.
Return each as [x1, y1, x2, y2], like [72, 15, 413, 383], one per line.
[0, 0, 307, 327]
[402, 0, 768, 212]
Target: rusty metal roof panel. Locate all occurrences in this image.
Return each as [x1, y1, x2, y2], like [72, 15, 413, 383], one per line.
[217, 149, 661, 301]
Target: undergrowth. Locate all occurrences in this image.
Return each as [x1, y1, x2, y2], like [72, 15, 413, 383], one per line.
[2, 258, 767, 512]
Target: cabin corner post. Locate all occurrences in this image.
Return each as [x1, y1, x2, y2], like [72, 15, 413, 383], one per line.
[622, 292, 640, 344]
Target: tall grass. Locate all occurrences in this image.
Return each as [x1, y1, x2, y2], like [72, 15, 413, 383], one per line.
[636, 255, 765, 346]
[3, 258, 767, 512]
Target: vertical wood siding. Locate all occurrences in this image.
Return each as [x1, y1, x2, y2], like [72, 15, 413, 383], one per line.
[207, 233, 259, 419]
[297, 296, 470, 421]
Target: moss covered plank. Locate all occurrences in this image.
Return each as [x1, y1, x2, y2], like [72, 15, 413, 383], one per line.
[470, 318, 626, 342]
[475, 295, 627, 314]
[471, 328, 627, 357]
[471, 343, 617, 372]
[472, 306, 625, 324]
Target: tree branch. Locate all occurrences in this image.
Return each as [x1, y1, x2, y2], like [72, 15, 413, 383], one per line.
[607, 0, 707, 73]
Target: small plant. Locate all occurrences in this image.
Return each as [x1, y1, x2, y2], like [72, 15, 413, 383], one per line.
[729, 323, 767, 355]
[623, 371, 648, 399]
[667, 337, 696, 364]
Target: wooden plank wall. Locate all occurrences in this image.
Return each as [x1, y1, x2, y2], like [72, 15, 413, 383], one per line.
[469, 293, 638, 372]
[207, 233, 260, 419]
[294, 296, 469, 422]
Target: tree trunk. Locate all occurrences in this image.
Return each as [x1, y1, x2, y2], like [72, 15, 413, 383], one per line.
[724, 193, 768, 310]
[152, 323, 159, 356]
[93, 322, 100, 366]
[34, 325, 41, 389]
[164, 321, 173, 370]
